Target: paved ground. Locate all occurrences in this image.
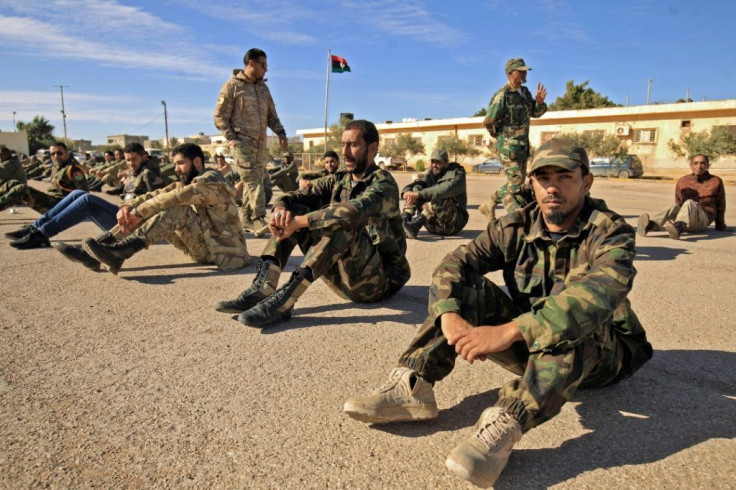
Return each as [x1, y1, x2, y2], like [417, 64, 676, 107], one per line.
[1, 173, 734, 489]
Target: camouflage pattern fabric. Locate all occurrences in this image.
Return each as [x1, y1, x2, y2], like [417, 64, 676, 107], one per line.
[133, 204, 212, 265]
[0, 158, 87, 213]
[264, 164, 411, 299]
[0, 156, 26, 185]
[270, 159, 299, 192]
[397, 196, 652, 432]
[650, 200, 710, 233]
[99, 160, 127, 187]
[401, 162, 468, 236]
[159, 162, 179, 184]
[233, 142, 268, 223]
[121, 159, 165, 202]
[483, 83, 547, 210]
[127, 169, 249, 271]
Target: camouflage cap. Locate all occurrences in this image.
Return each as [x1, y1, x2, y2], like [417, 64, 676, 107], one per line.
[505, 58, 531, 73]
[430, 149, 449, 162]
[529, 137, 589, 173]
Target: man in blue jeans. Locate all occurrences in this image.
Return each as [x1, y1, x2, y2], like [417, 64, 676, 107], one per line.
[5, 142, 163, 250]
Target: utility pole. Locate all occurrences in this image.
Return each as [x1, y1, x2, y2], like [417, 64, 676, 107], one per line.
[54, 85, 68, 140]
[625, 94, 630, 107]
[161, 100, 170, 156]
[12, 111, 16, 131]
[646, 79, 654, 105]
[686, 88, 690, 102]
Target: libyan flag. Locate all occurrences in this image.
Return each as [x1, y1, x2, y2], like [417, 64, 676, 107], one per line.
[331, 55, 351, 73]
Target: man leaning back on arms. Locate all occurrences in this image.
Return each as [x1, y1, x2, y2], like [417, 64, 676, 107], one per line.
[344, 137, 653, 488]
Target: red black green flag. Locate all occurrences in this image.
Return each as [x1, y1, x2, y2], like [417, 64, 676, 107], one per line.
[331, 55, 350, 73]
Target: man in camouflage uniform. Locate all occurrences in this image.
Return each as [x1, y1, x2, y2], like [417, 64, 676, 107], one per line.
[344, 138, 652, 488]
[216, 120, 411, 328]
[269, 151, 299, 193]
[68, 143, 249, 275]
[298, 150, 340, 190]
[88, 149, 126, 191]
[214, 47, 289, 237]
[0, 146, 26, 187]
[480, 58, 548, 221]
[0, 141, 87, 214]
[6, 143, 165, 250]
[401, 148, 468, 239]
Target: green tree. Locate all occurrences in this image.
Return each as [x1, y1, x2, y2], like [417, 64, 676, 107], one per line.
[668, 126, 736, 161]
[168, 137, 179, 148]
[549, 80, 620, 111]
[473, 107, 487, 117]
[16, 115, 55, 154]
[381, 133, 425, 170]
[149, 140, 162, 149]
[556, 131, 627, 159]
[435, 135, 481, 163]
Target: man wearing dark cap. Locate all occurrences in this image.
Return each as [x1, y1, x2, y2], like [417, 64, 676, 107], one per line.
[401, 148, 468, 239]
[269, 151, 299, 192]
[344, 137, 652, 488]
[298, 150, 340, 190]
[214, 47, 289, 237]
[480, 57, 548, 221]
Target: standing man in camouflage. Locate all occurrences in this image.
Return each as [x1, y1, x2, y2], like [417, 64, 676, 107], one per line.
[401, 149, 468, 239]
[0, 141, 87, 214]
[73, 143, 249, 275]
[214, 47, 289, 237]
[480, 58, 547, 221]
[344, 138, 652, 488]
[216, 120, 411, 328]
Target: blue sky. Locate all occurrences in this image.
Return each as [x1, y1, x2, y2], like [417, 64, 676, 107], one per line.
[0, 0, 734, 145]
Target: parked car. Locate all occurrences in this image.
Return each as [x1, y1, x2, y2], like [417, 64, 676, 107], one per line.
[589, 155, 644, 179]
[375, 154, 406, 170]
[472, 158, 503, 174]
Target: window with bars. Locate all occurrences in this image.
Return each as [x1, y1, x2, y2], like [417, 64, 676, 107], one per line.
[633, 129, 657, 143]
[468, 135, 484, 146]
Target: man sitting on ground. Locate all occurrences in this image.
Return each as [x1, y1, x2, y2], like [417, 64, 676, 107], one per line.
[215, 119, 411, 328]
[298, 150, 340, 190]
[0, 146, 26, 187]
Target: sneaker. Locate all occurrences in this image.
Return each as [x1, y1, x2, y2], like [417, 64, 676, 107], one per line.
[343, 367, 438, 423]
[9, 229, 50, 249]
[54, 242, 101, 271]
[637, 213, 654, 237]
[445, 407, 522, 488]
[4, 224, 34, 239]
[253, 218, 270, 238]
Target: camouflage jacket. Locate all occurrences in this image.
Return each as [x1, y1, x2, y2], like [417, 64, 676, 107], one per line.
[429, 196, 650, 368]
[101, 159, 127, 177]
[483, 83, 547, 142]
[275, 163, 411, 291]
[299, 168, 331, 182]
[159, 162, 179, 184]
[214, 70, 286, 150]
[127, 169, 248, 271]
[121, 158, 165, 202]
[0, 156, 26, 185]
[402, 162, 467, 210]
[47, 157, 88, 198]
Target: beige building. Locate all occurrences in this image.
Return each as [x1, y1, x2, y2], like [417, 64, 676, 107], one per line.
[106, 134, 149, 147]
[297, 100, 736, 172]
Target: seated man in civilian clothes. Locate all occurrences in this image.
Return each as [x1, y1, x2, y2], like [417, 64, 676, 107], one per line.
[401, 148, 469, 239]
[298, 150, 340, 190]
[64, 144, 249, 275]
[343, 138, 652, 488]
[637, 153, 727, 239]
[215, 120, 411, 328]
[0, 141, 87, 214]
[6, 143, 164, 251]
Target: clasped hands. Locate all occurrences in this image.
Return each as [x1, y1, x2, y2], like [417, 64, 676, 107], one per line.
[269, 206, 307, 241]
[440, 312, 523, 364]
[117, 205, 141, 233]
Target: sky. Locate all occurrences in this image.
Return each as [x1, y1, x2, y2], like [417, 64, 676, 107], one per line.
[0, 0, 734, 145]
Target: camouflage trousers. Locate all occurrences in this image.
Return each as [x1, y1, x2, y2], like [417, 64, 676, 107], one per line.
[486, 138, 531, 213]
[261, 217, 402, 303]
[232, 140, 269, 224]
[0, 181, 64, 214]
[398, 272, 624, 432]
[405, 198, 468, 236]
[133, 205, 213, 265]
[651, 199, 710, 233]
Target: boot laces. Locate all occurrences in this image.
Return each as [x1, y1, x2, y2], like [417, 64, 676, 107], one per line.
[475, 412, 516, 450]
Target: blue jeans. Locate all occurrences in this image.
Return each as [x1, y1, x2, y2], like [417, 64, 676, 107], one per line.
[33, 190, 118, 238]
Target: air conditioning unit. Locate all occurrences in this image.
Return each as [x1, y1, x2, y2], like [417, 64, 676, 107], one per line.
[615, 125, 631, 136]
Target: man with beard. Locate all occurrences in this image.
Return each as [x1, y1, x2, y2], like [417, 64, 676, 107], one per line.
[298, 150, 340, 190]
[64, 143, 249, 275]
[216, 120, 411, 327]
[343, 137, 652, 488]
[400, 148, 468, 239]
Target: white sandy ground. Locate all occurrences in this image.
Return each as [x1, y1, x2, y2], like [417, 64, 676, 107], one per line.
[1, 173, 734, 489]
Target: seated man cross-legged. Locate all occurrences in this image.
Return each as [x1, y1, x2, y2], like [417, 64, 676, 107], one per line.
[343, 138, 653, 488]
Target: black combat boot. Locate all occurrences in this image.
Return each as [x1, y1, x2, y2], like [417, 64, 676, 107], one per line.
[106, 184, 125, 195]
[88, 180, 104, 192]
[54, 233, 115, 271]
[237, 268, 313, 328]
[403, 214, 426, 240]
[83, 236, 146, 275]
[215, 259, 281, 313]
[9, 229, 50, 249]
[4, 224, 35, 239]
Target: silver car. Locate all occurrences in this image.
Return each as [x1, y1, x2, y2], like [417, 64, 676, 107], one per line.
[472, 158, 503, 174]
[589, 155, 644, 179]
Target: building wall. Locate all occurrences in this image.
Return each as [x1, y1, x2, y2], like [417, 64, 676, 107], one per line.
[0, 131, 29, 156]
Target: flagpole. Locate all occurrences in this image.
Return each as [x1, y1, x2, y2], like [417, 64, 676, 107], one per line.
[323, 49, 331, 152]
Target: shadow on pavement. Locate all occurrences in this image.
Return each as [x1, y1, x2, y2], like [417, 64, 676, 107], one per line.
[635, 246, 690, 261]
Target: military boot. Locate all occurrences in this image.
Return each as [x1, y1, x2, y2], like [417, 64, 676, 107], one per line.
[343, 367, 438, 424]
[106, 183, 125, 195]
[403, 214, 426, 240]
[664, 220, 686, 240]
[215, 259, 281, 313]
[252, 217, 270, 238]
[9, 229, 50, 249]
[445, 407, 522, 488]
[83, 236, 146, 275]
[637, 212, 655, 237]
[54, 242, 101, 270]
[237, 268, 312, 327]
[479, 200, 497, 222]
[4, 224, 35, 239]
[88, 179, 104, 192]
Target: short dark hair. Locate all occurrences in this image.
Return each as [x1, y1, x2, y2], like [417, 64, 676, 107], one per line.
[691, 153, 709, 164]
[104, 150, 114, 157]
[49, 141, 67, 150]
[244, 48, 267, 65]
[323, 150, 339, 160]
[344, 119, 379, 147]
[123, 142, 145, 155]
[172, 143, 204, 164]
